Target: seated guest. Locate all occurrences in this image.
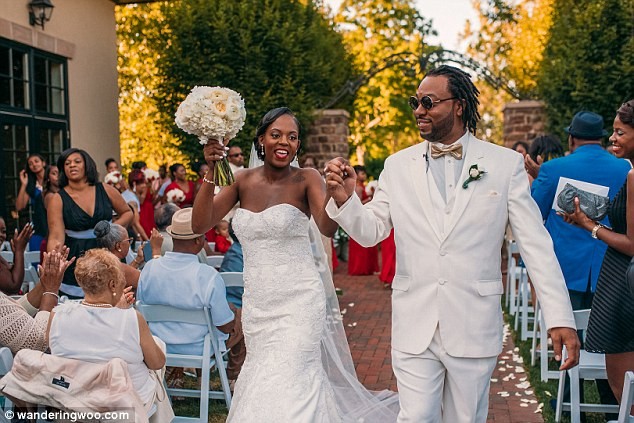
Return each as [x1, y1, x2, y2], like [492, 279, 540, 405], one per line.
[219, 223, 244, 308]
[0, 247, 70, 354]
[93, 220, 145, 288]
[0, 223, 33, 295]
[47, 249, 171, 419]
[137, 208, 245, 381]
[154, 203, 211, 262]
[0, 216, 11, 251]
[214, 219, 232, 254]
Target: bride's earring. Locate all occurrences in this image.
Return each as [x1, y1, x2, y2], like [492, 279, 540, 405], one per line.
[260, 144, 265, 158]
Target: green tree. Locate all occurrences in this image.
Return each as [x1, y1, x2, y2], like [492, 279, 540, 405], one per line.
[155, 0, 354, 165]
[538, 0, 634, 141]
[116, 3, 187, 171]
[464, 0, 555, 143]
[335, 0, 436, 167]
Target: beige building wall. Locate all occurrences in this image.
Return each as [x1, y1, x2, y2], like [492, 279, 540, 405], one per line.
[0, 0, 120, 171]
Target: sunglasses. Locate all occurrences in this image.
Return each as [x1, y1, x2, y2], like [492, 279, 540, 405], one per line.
[408, 95, 457, 111]
[228, 153, 244, 158]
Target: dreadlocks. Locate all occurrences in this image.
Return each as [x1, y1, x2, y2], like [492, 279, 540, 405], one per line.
[427, 65, 481, 135]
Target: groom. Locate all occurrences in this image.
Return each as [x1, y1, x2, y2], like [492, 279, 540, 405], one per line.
[324, 65, 579, 422]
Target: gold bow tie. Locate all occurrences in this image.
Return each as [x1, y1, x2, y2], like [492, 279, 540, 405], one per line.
[430, 143, 463, 160]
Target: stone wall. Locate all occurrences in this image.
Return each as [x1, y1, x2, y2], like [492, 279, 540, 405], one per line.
[304, 109, 350, 168]
[502, 100, 546, 148]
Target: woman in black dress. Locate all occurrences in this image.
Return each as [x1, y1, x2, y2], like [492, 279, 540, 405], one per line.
[46, 148, 132, 298]
[563, 100, 634, 404]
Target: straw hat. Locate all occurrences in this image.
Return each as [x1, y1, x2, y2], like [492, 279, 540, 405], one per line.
[166, 208, 202, 240]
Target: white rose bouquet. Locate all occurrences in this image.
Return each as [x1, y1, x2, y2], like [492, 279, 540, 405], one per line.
[104, 171, 122, 185]
[143, 168, 160, 182]
[166, 188, 185, 204]
[175, 86, 246, 186]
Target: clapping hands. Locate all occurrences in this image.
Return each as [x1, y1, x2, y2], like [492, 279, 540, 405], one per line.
[38, 245, 74, 294]
[10, 223, 34, 254]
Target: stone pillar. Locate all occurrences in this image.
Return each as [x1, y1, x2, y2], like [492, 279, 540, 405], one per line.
[304, 109, 350, 168]
[502, 100, 546, 148]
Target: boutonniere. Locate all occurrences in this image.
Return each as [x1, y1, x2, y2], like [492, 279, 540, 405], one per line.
[462, 164, 487, 189]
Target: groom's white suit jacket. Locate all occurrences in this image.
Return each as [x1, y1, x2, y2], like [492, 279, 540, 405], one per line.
[327, 136, 575, 357]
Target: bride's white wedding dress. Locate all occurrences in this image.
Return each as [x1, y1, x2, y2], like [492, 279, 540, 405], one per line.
[227, 203, 399, 422]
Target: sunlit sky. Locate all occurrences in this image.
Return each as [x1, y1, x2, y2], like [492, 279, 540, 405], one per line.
[324, 0, 479, 53]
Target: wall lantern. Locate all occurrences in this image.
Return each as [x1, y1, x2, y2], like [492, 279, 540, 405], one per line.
[28, 0, 54, 30]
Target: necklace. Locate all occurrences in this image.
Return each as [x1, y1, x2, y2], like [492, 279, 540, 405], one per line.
[81, 301, 114, 308]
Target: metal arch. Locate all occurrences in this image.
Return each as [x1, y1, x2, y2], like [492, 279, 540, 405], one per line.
[320, 46, 524, 109]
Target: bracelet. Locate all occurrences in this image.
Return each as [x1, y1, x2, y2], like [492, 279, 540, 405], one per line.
[591, 223, 606, 239]
[42, 291, 59, 300]
[202, 176, 215, 185]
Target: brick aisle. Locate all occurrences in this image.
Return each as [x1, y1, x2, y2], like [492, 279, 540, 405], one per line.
[334, 261, 544, 422]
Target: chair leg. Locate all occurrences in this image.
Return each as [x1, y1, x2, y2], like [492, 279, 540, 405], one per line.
[556, 369, 566, 422]
[530, 301, 540, 367]
[569, 367, 581, 423]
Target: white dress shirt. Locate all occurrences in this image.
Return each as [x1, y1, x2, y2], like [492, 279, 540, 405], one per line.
[427, 131, 470, 204]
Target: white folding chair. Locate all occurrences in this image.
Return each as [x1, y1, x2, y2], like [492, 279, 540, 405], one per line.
[136, 303, 232, 422]
[530, 301, 560, 381]
[555, 309, 620, 423]
[610, 371, 634, 423]
[218, 272, 244, 288]
[0, 251, 13, 262]
[0, 347, 14, 413]
[208, 242, 216, 252]
[206, 255, 224, 269]
[23, 251, 40, 265]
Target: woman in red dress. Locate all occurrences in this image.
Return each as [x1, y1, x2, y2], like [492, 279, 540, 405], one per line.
[346, 166, 379, 276]
[379, 229, 396, 287]
[164, 163, 196, 208]
[129, 170, 156, 237]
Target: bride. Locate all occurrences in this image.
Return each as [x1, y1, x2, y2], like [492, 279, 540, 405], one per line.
[192, 107, 398, 422]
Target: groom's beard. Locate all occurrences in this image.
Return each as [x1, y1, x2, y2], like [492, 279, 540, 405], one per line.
[421, 113, 455, 143]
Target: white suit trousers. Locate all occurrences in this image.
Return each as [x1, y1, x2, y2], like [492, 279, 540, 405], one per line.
[392, 326, 497, 423]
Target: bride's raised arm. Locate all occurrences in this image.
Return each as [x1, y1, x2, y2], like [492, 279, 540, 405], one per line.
[306, 168, 338, 238]
[191, 141, 240, 234]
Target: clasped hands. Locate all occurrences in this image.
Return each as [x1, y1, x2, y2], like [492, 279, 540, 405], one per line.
[324, 158, 357, 206]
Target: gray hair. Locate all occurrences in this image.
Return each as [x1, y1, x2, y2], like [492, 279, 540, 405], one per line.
[155, 203, 180, 231]
[93, 220, 128, 250]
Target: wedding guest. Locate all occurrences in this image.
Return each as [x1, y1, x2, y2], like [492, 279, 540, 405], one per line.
[0, 224, 33, 295]
[0, 217, 9, 252]
[214, 220, 232, 254]
[511, 141, 529, 158]
[524, 134, 565, 182]
[164, 164, 195, 208]
[154, 203, 209, 263]
[15, 154, 48, 251]
[156, 164, 172, 201]
[47, 248, 172, 419]
[219, 223, 244, 308]
[347, 165, 379, 276]
[227, 145, 245, 173]
[93, 220, 142, 288]
[193, 161, 210, 196]
[104, 158, 119, 174]
[561, 99, 634, 406]
[129, 169, 155, 238]
[42, 165, 60, 207]
[137, 208, 245, 381]
[0, 248, 71, 354]
[532, 111, 628, 414]
[46, 148, 132, 298]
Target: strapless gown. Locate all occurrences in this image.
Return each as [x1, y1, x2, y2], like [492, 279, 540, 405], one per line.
[226, 204, 342, 422]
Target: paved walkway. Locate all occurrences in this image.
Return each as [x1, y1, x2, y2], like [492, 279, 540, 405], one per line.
[334, 262, 544, 422]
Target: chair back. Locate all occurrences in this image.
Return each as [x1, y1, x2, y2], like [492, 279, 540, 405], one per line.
[206, 255, 224, 269]
[0, 251, 13, 262]
[219, 272, 244, 288]
[24, 251, 40, 264]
